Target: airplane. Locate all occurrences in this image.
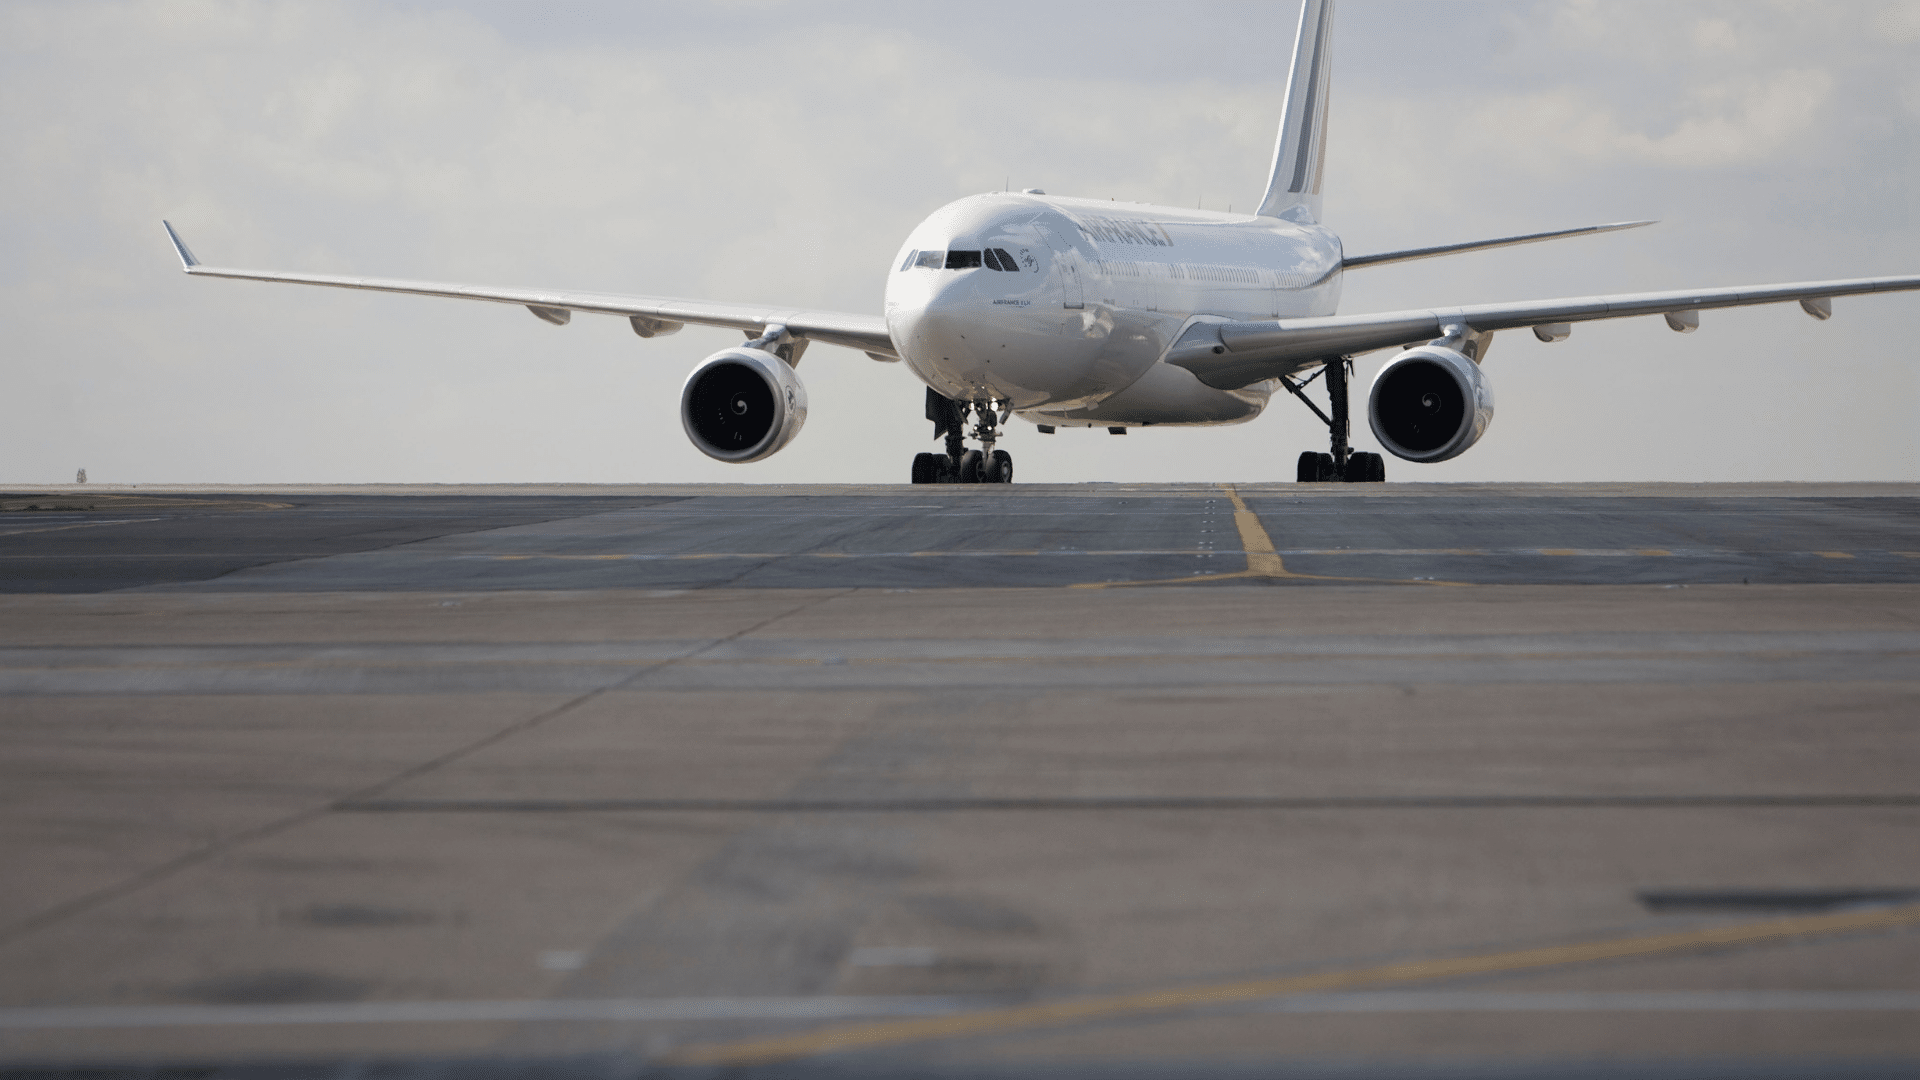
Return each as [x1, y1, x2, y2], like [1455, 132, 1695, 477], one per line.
[163, 0, 1919, 486]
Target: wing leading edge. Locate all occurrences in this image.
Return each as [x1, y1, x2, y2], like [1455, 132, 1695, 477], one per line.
[1166, 274, 1920, 390]
[161, 222, 898, 359]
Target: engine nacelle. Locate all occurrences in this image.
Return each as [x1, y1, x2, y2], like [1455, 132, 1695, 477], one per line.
[1366, 346, 1495, 463]
[680, 347, 808, 463]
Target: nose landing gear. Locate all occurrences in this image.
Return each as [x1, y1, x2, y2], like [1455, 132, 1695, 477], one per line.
[1283, 357, 1386, 483]
[912, 389, 1014, 484]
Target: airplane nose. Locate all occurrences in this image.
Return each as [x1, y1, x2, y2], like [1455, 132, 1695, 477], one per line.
[888, 272, 976, 363]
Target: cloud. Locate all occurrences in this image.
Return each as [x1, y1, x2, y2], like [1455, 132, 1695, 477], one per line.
[1407, 67, 1836, 174]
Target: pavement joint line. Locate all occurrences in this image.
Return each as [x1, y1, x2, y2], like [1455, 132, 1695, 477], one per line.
[1241, 989, 1920, 1013]
[0, 589, 855, 951]
[43, 646, 1875, 674]
[442, 548, 1912, 560]
[665, 901, 1920, 1066]
[332, 794, 1920, 813]
[9, 990, 1920, 1031]
[6, 549, 1917, 561]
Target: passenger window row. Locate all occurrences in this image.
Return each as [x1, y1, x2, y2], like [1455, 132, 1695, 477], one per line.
[899, 248, 1024, 272]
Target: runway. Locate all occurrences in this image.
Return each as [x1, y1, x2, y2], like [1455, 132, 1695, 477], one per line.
[4, 483, 1918, 593]
[1, 483, 1917, 1078]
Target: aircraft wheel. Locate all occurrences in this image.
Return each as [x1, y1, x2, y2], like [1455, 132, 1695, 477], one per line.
[911, 452, 938, 484]
[1365, 453, 1386, 482]
[1296, 451, 1321, 483]
[985, 450, 1013, 484]
[958, 449, 984, 484]
[1345, 452, 1383, 483]
[1316, 452, 1336, 481]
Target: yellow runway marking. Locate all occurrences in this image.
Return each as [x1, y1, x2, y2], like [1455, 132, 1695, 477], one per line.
[668, 901, 1920, 1066]
[1070, 485, 1468, 589]
[1815, 551, 1856, 559]
[1229, 483, 1285, 577]
[1539, 549, 1579, 557]
[1635, 548, 1672, 556]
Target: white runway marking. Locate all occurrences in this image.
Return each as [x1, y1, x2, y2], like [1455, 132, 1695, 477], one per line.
[0, 996, 985, 1029]
[0, 517, 162, 537]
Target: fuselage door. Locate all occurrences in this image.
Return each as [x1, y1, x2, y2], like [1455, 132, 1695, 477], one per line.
[1036, 225, 1086, 310]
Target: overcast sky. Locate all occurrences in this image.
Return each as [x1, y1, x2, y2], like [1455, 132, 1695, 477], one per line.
[4, 0, 1917, 484]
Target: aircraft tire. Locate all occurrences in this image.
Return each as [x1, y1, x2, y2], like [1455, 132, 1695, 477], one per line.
[986, 450, 1013, 484]
[958, 449, 984, 484]
[1316, 453, 1336, 481]
[1296, 451, 1320, 483]
[911, 452, 938, 484]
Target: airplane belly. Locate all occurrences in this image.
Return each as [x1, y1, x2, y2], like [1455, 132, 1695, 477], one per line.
[1023, 364, 1273, 427]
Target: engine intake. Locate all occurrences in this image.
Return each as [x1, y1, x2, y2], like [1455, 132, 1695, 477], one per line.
[680, 347, 808, 463]
[1366, 346, 1494, 463]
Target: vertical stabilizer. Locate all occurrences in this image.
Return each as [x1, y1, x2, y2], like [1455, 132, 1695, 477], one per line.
[1256, 0, 1334, 222]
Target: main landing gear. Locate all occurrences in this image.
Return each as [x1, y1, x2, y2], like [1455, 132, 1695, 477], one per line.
[912, 389, 1014, 484]
[1283, 356, 1386, 483]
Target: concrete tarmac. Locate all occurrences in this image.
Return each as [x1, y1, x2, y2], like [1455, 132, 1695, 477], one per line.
[1, 483, 1917, 1078]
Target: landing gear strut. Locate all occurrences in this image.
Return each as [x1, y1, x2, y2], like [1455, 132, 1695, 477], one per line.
[1283, 357, 1385, 483]
[912, 389, 1014, 484]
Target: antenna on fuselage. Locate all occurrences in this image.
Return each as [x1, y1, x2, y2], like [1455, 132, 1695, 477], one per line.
[1256, 0, 1334, 223]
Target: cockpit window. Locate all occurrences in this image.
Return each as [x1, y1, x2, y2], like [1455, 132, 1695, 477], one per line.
[984, 247, 1020, 271]
[906, 249, 1010, 271]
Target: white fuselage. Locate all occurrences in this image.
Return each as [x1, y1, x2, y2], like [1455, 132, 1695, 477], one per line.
[883, 193, 1343, 427]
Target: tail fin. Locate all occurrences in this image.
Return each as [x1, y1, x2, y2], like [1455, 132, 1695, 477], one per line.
[1256, 0, 1334, 222]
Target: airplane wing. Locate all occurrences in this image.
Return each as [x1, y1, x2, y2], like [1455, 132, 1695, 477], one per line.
[1341, 220, 1655, 270]
[1164, 274, 1920, 390]
[162, 222, 897, 359]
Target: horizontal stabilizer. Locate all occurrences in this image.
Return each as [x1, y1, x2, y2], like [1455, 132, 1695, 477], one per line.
[1343, 220, 1655, 270]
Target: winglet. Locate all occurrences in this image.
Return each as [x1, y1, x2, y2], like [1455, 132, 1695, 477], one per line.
[162, 220, 200, 269]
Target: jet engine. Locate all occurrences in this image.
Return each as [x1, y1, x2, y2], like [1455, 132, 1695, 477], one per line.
[1366, 345, 1495, 463]
[680, 347, 808, 463]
